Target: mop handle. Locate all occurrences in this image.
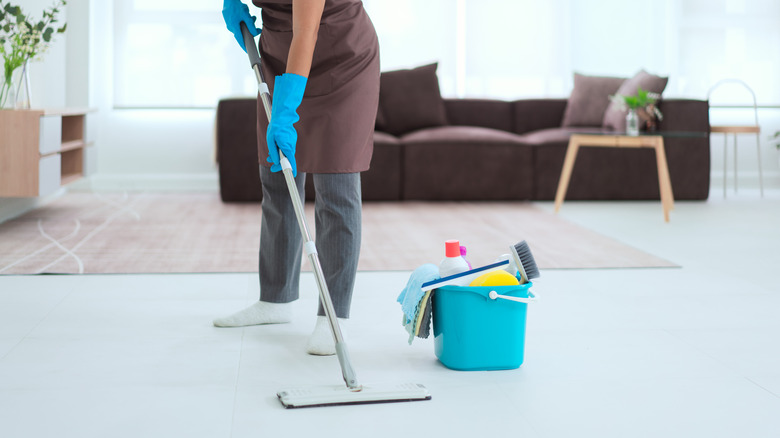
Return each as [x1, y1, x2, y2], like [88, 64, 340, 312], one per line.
[241, 23, 361, 391]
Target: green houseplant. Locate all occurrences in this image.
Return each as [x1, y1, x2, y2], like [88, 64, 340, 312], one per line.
[610, 86, 664, 134]
[0, 0, 67, 108]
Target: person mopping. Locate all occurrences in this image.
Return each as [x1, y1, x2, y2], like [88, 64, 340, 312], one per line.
[213, 0, 380, 356]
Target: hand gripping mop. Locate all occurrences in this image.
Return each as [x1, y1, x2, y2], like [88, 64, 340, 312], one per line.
[240, 24, 431, 409]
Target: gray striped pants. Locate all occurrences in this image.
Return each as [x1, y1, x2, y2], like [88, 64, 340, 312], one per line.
[258, 165, 361, 318]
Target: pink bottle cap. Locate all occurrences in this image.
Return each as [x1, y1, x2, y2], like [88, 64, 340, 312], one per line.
[445, 240, 461, 257]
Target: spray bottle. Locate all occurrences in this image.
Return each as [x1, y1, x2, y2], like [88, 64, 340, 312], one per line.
[438, 239, 470, 278]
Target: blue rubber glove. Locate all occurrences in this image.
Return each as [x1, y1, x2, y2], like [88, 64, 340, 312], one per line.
[267, 73, 307, 177]
[222, 0, 261, 52]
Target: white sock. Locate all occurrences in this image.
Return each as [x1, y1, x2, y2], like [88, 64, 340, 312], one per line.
[212, 301, 292, 327]
[306, 315, 347, 356]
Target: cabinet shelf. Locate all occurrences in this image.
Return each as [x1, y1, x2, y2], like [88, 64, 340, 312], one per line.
[60, 140, 86, 153]
[0, 108, 94, 197]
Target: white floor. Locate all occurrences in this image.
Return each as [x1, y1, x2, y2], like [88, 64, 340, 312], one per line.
[1, 186, 780, 438]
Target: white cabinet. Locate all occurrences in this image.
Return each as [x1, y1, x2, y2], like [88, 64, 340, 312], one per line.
[0, 108, 94, 197]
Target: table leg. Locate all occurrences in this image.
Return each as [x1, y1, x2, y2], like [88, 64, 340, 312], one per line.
[723, 133, 727, 198]
[654, 138, 674, 222]
[734, 133, 738, 193]
[756, 132, 764, 197]
[554, 137, 580, 213]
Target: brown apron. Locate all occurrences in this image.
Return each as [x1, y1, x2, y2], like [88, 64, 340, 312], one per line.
[251, 0, 380, 173]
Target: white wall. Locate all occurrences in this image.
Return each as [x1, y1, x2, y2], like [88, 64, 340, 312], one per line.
[21, 0, 68, 108]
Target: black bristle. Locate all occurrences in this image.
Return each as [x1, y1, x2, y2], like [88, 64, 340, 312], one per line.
[514, 240, 540, 280]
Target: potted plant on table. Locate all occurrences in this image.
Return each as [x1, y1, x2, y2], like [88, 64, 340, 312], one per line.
[0, 0, 67, 109]
[609, 86, 663, 136]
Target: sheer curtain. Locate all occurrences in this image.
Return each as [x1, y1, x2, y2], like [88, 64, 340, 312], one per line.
[675, 0, 780, 106]
[113, 0, 253, 108]
[112, 0, 780, 107]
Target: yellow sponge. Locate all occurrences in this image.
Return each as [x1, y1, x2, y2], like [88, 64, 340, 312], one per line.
[468, 270, 520, 287]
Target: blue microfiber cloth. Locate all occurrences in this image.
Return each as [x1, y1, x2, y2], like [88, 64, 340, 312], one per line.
[397, 263, 440, 325]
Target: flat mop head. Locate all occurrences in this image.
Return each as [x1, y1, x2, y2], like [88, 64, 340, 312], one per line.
[277, 382, 431, 409]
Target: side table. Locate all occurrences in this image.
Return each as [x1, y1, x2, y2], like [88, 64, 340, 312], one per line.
[554, 133, 676, 222]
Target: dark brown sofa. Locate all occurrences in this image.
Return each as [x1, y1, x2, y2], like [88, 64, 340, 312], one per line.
[217, 97, 710, 202]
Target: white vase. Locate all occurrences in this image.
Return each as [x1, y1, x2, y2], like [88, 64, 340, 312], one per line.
[625, 108, 639, 136]
[14, 61, 32, 110]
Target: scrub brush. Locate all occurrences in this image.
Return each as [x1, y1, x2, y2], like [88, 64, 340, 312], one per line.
[421, 240, 539, 291]
[509, 240, 540, 284]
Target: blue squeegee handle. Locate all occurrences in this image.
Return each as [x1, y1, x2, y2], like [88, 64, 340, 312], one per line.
[421, 260, 510, 291]
[240, 22, 361, 392]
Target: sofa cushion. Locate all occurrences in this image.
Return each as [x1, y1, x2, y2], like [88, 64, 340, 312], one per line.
[519, 127, 604, 144]
[373, 130, 401, 144]
[362, 132, 403, 201]
[401, 125, 526, 144]
[561, 73, 626, 127]
[401, 126, 533, 201]
[443, 99, 514, 132]
[378, 63, 448, 136]
[512, 99, 569, 134]
[602, 70, 668, 131]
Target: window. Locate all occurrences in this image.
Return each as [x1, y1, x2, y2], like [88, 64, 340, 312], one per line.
[113, 0, 257, 108]
[113, 0, 780, 107]
[676, 0, 780, 105]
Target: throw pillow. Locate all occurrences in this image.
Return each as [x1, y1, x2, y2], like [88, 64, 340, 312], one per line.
[602, 69, 669, 131]
[561, 73, 626, 127]
[378, 63, 448, 136]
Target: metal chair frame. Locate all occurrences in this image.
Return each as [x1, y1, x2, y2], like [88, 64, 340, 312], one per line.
[707, 78, 764, 198]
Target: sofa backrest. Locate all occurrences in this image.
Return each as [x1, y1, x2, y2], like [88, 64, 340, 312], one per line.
[656, 99, 710, 132]
[443, 98, 570, 135]
[511, 99, 568, 135]
[443, 99, 514, 132]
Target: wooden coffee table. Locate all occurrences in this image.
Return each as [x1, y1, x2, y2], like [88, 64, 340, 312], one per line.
[553, 132, 700, 222]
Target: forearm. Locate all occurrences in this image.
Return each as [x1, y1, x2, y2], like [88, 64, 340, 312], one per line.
[286, 0, 325, 77]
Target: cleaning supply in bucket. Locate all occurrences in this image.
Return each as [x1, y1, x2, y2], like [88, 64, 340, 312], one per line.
[398, 241, 540, 346]
[413, 290, 434, 339]
[459, 245, 472, 269]
[438, 240, 470, 277]
[468, 270, 520, 287]
[421, 240, 540, 291]
[397, 264, 440, 344]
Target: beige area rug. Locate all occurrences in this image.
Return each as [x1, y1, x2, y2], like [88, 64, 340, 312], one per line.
[0, 192, 676, 275]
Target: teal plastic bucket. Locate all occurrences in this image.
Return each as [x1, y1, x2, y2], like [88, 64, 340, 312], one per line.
[433, 282, 535, 371]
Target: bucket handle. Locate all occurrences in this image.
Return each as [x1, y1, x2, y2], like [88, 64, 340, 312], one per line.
[488, 290, 538, 304]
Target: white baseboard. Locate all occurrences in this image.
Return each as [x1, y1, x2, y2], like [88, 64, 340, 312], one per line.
[1, 174, 218, 223]
[709, 170, 780, 190]
[68, 173, 220, 193]
[3, 169, 776, 224]
[0, 188, 67, 224]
